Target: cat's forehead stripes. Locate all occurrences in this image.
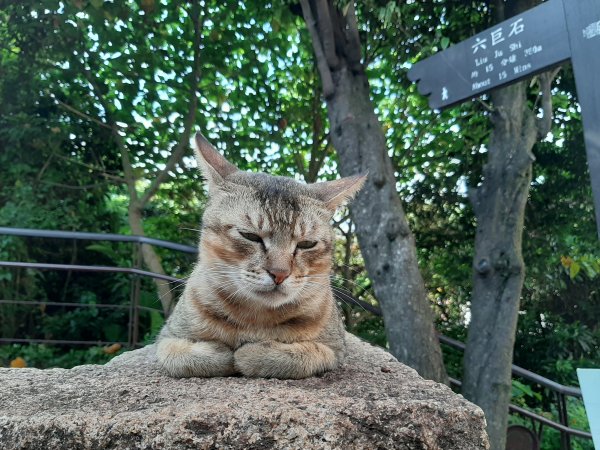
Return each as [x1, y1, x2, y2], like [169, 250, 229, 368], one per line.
[206, 170, 332, 244]
[230, 171, 311, 211]
[254, 193, 302, 235]
[244, 203, 318, 240]
[299, 221, 306, 237]
[235, 175, 312, 236]
[243, 214, 253, 228]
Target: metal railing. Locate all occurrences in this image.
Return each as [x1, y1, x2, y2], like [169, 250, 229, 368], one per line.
[0, 227, 195, 348]
[437, 335, 592, 447]
[0, 227, 593, 448]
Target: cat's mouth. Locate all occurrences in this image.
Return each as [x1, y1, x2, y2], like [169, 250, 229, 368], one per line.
[249, 281, 290, 297]
[271, 284, 286, 293]
[236, 278, 301, 307]
[258, 283, 287, 294]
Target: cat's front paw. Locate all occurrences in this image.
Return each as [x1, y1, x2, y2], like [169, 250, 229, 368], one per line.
[233, 342, 272, 378]
[157, 338, 236, 378]
[234, 341, 337, 379]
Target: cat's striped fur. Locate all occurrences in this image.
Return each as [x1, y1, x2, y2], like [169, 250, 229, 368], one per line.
[156, 133, 365, 379]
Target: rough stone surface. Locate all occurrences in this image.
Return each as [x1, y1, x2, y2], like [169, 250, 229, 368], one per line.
[0, 334, 488, 449]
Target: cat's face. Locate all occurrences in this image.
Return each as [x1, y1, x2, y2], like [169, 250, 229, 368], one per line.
[195, 133, 365, 308]
[200, 174, 336, 308]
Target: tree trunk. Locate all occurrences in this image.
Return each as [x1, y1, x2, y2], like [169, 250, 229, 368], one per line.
[462, 81, 537, 450]
[327, 67, 448, 383]
[128, 203, 174, 315]
[460, 0, 558, 446]
[300, 0, 448, 384]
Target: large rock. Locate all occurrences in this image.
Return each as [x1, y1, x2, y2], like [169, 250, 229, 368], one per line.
[0, 334, 488, 449]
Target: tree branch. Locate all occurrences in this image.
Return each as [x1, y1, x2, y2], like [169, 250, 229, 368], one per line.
[55, 98, 113, 130]
[344, 1, 363, 72]
[38, 158, 125, 189]
[83, 67, 139, 202]
[307, 137, 330, 182]
[53, 153, 126, 183]
[314, 0, 340, 68]
[363, 36, 384, 67]
[332, 210, 352, 230]
[40, 180, 113, 190]
[306, 82, 325, 183]
[139, 0, 204, 207]
[535, 67, 561, 139]
[36, 151, 55, 182]
[476, 97, 495, 113]
[299, 0, 336, 98]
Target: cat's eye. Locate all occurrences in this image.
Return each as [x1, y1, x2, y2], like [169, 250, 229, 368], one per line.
[296, 240, 317, 250]
[240, 231, 263, 243]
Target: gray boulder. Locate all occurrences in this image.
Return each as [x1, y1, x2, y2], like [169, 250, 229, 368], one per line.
[0, 334, 488, 449]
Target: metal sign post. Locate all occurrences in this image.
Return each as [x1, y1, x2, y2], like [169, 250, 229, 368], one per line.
[408, 0, 600, 237]
[564, 0, 600, 239]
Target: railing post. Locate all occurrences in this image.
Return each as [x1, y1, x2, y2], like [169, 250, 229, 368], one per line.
[556, 392, 571, 450]
[130, 243, 142, 347]
[127, 261, 134, 348]
[536, 422, 544, 446]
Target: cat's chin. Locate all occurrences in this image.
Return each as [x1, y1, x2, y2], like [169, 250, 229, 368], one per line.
[247, 285, 299, 308]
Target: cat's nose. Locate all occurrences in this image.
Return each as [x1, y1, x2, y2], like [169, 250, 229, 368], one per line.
[267, 268, 291, 285]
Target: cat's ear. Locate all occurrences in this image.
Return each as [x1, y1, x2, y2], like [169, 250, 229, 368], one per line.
[194, 132, 238, 187]
[309, 174, 367, 211]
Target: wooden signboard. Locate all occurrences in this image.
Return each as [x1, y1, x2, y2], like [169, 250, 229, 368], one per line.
[408, 0, 600, 237]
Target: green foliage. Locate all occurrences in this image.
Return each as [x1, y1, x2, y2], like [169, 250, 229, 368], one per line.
[561, 253, 600, 282]
[514, 311, 599, 386]
[351, 315, 387, 348]
[509, 381, 592, 450]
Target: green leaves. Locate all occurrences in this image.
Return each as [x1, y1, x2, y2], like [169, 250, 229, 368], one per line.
[377, 2, 401, 29]
[561, 254, 600, 281]
[512, 379, 542, 403]
[570, 261, 581, 279]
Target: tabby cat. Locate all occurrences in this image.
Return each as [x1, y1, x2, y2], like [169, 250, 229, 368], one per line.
[155, 133, 365, 379]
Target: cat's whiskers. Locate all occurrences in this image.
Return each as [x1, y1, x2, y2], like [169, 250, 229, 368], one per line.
[157, 276, 191, 301]
[205, 278, 241, 299]
[305, 273, 374, 301]
[202, 267, 240, 276]
[299, 279, 372, 315]
[296, 280, 328, 299]
[202, 268, 242, 283]
[159, 282, 186, 301]
[161, 276, 190, 284]
[158, 276, 189, 289]
[223, 285, 246, 304]
[180, 227, 202, 233]
[331, 288, 371, 314]
[297, 284, 321, 299]
[329, 274, 371, 292]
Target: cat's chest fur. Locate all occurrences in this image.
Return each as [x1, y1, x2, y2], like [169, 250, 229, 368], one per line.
[178, 278, 333, 349]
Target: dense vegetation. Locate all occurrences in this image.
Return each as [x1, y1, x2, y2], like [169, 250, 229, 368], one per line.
[1, 1, 598, 448]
